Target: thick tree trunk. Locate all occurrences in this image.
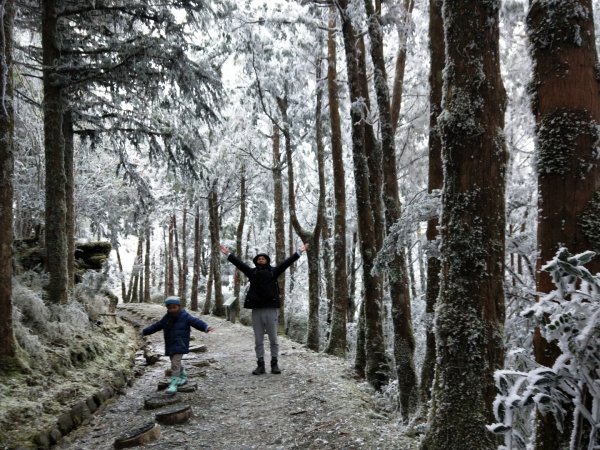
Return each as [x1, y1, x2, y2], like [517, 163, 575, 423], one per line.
[271, 125, 287, 332]
[337, 0, 388, 390]
[0, 0, 17, 365]
[354, 300, 366, 377]
[526, 2, 600, 448]
[423, 1, 507, 448]
[190, 206, 201, 311]
[419, 0, 444, 409]
[63, 110, 75, 292]
[324, 5, 349, 358]
[43, 0, 68, 304]
[208, 187, 225, 317]
[364, 0, 417, 419]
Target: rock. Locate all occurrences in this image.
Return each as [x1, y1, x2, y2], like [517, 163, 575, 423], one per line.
[155, 404, 193, 425]
[113, 422, 160, 449]
[192, 360, 211, 368]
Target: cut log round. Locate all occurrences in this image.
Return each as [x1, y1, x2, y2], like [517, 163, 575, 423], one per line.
[177, 382, 197, 393]
[144, 393, 181, 410]
[155, 404, 193, 425]
[113, 422, 160, 449]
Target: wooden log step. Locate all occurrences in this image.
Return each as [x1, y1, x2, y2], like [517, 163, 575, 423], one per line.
[113, 421, 160, 449]
[155, 404, 193, 425]
[144, 393, 181, 410]
[157, 381, 197, 392]
[177, 382, 198, 393]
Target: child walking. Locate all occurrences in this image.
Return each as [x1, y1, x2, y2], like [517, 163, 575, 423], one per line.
[142, 296, 214, 394]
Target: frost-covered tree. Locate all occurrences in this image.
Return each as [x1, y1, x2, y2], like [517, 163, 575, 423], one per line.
[336, 0, 388, 391]
[363, 0, 417, 419]
[526, 1, 600, 447]
[420, 0, 443, 409]
[423, 0, 507, 448]
[0, 0, 17, 365]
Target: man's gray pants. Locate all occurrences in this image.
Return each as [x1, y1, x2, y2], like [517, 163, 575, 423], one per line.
[252, 308, 279, 360]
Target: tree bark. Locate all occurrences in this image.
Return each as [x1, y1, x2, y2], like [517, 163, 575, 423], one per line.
[271, 125, 287, 332]
[337, 0, 388, 390]
[167, 217, 175, 296]
[0, 0, 17, 365]
[526, 2, 600, 448]
[190, 206, 201, 311]
[115, 245, 127, 302]
[63, 110, 75, 292]
[390, 0, 415, 134]
[419, 0, 444, 409]
[364, 0, 417, 419]
[144, 227, 151, 302]
[179, 208, 188, 306]
[43, 0, 69, 304]
[324, 5, 349, 358]
[203, 262, 213, 315]
[279, 63, 326, 351]
[208, 187, 225, 317]
[423, 1, 507, 448]
[231, 167, 246, 324]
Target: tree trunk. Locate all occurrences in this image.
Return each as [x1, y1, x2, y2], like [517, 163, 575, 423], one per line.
[63, 110, 75, 292]
[180, 208, 188, 306]
[271, 124, 287, 333]
[208, 187, 225, 317]
[232, 167, 246, 324]
[337, 1, 388, 390]
[390, 0, 415, 134]
[167, 216, 175, 296]
[364, 0, 417, 419]
[43, 0, 68, 304]
[0, 0, 17, 365]
[173, 215, 182, 300]
[347, 230, 358, 323]
[526, 2, 600, 448]
[116, 245, 127, 302]
[130, 237, 143, 303]
[324, 5, 349, 358]
[419, 0, 444, 409]
[423, 1, 507, 448]
[279, 64, 326, 351]
[144, 227, 151, 302]
[203, 263, 213, 315]
[354, 300, 366, 377]
[190, 206, 201, 312]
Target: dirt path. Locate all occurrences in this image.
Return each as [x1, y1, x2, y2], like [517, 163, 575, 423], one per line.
[54, 304, 417, 449]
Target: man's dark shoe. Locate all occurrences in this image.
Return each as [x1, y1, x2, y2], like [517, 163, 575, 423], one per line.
[252, 358, 266, 375]
[271, 357, 281, 374]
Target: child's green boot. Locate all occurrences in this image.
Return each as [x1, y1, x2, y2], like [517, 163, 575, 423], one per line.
[177, 368, 187, 386]
[166, 376, 179, 394]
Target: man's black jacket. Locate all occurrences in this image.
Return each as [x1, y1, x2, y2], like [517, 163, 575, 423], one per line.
[227, 252, 300, 309]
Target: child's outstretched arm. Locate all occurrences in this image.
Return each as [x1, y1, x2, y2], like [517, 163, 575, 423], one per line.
[188, 314, 213, 333]
[142, 316, 167, 336]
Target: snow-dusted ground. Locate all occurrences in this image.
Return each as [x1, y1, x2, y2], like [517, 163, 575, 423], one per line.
[54, 303, 418, 449]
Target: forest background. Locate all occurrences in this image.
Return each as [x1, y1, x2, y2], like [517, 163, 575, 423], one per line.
[1, 0, 600, 449]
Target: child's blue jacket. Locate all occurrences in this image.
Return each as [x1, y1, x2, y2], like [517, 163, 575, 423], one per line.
[142, 309, 209, 356]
